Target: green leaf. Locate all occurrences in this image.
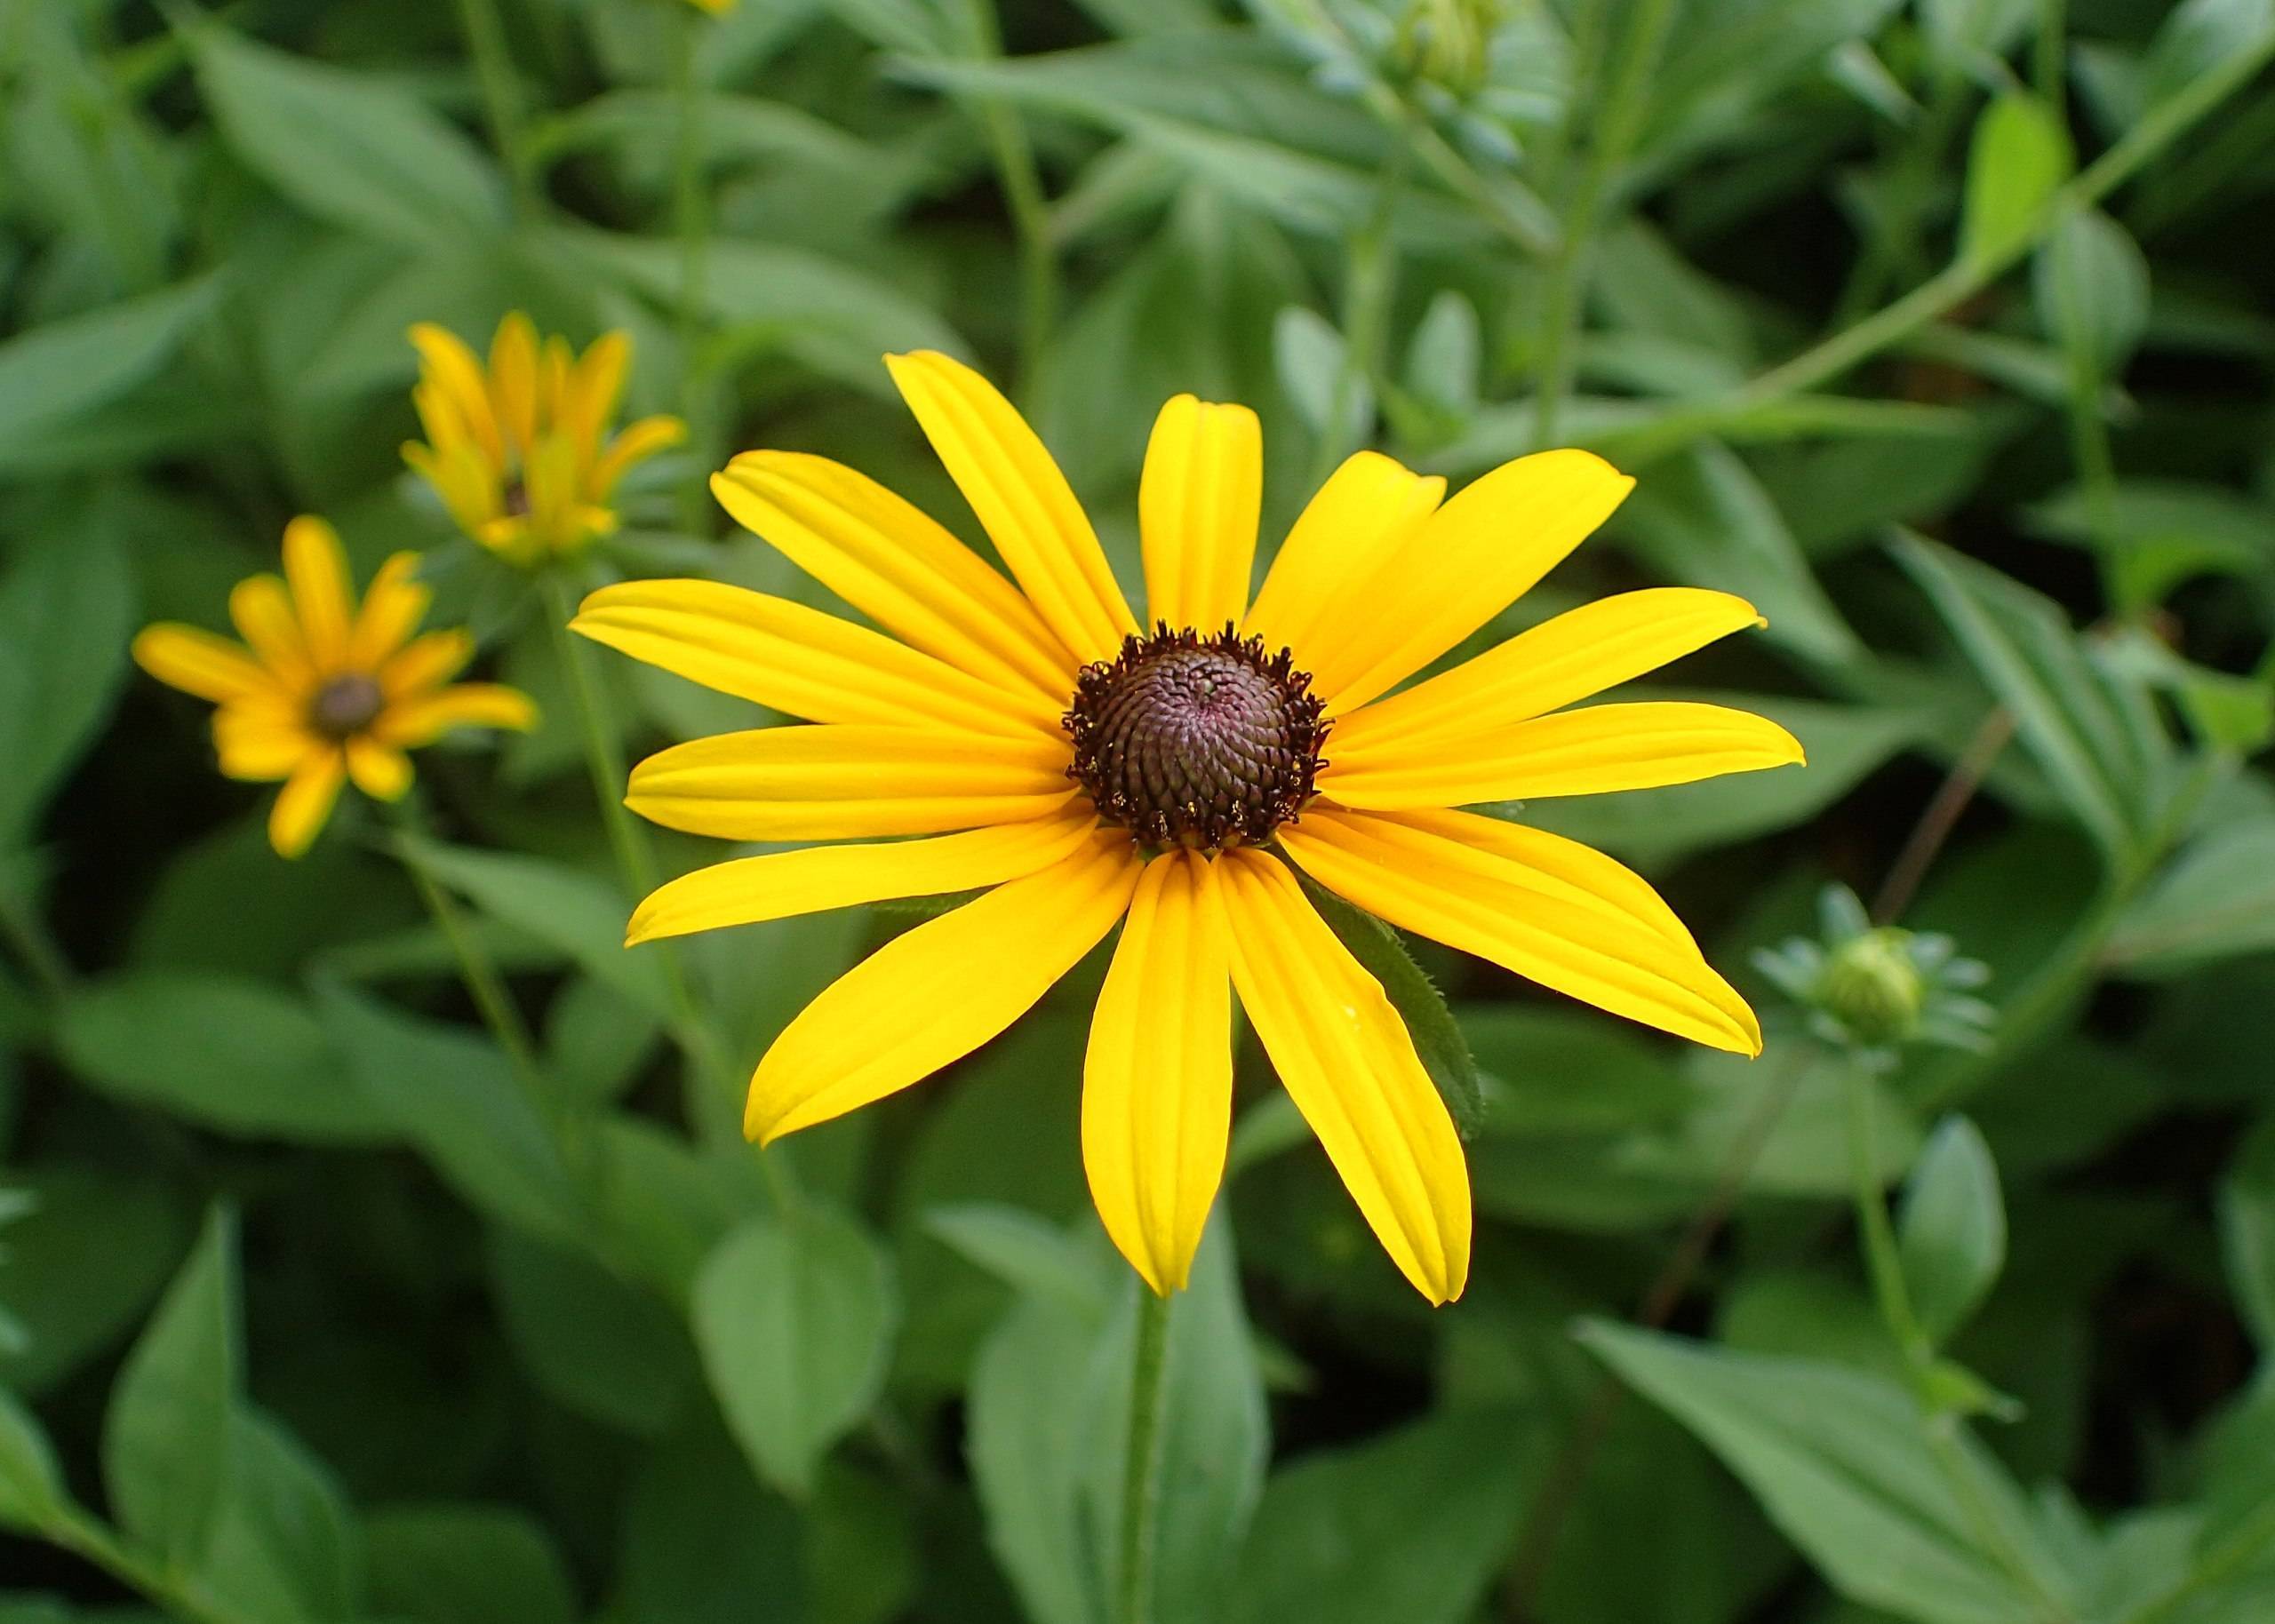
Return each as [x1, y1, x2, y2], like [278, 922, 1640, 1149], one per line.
[57, 973, 394, 1143]
[1959, 93, 2072, 267]
[488, 1229, 697, 1437]
[1581, 1322, 2078, 1624]
[0, 1386, 67, 1532]
[619, 1422, 806, 1624]
[1896, 1117, 2007, 1346]
[1301, 879, 1484, 1139]
[0, 279, 219, 456]
[922, 1203, 1109, 1317]
[398, 836, 673, 1020]
[2032, 209, 2151, 377]
[2107, 815, 2275, 976]
[2220, 1118, 2275, 1350]
[1273, 306, 1371, 448]
[365, 1502, 578, 1624]
[188, 24, 506, 249]
[1463, 1008, 1691, 1136]
[692, 1207, 898, 1498]
[199, 1409, 361, 1624]
[102, 1207, 239, 1567]
[1226, 1407, 1532, 1624]
[0, 518, 136, 843]
[1402, 290, 1481, 418]
[0, 1168, 188, 1397]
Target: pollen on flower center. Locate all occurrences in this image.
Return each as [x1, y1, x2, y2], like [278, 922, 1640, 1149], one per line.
[309, 673, 385, 739]
[1064, 623, 1328, 852]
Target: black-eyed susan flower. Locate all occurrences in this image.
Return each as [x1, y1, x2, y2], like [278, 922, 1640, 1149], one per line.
[402, 313, 685, 567]
[132, 517, 537, 859]
[573, 352, 1803, 1303]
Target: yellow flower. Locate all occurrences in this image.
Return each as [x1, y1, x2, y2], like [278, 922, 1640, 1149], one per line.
[132, 517, 538, 859]
[574, 352, 1803, 1303]
[402, 313, 686, 567]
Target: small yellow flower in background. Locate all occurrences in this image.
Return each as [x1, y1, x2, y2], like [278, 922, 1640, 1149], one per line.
[402, 313, 685, 567]
[132, 517, 537, 859]
[575, 352, 1804, 1305]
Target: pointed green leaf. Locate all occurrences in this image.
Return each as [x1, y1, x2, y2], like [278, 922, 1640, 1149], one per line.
[1897, 1117, 2007, 1346]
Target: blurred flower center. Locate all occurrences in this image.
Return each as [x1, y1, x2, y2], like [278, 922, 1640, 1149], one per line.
[308, 673, 385, 739]
[1065, 625, 1327, 852]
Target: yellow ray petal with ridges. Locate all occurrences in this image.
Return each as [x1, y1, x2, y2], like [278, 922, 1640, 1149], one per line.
[885, 350, 1138, 663]
[573, 578, 1060, 738]
[407, 323, 503, 467]
[212, 708, 310, 782]
[1301, 450, 1634, 714]
[1323, 700, 1804, 808]
[1242, 450, 1442, 655]
[372, 684, 536, 748]
[1082, 850, 1233, 1295]
[227, 576, 314, 690]
[132, 625, 271, 705]
[1139, 394, 1261, 633]
[283, 517, 355, 671]
[1212, 848, 1470, 1304]
[1330, 589, 1763, 758]
[713, 450, 1079, 705]
[268, 750, 346, 859]
[628, 813, 1096, 944]
[1280, 808, 1760, 1055]
[626, 724, 1079, 841]
[349, 553, 431, 671]
[345, 736, 414, 800]
[746, 829, 1140, 1141]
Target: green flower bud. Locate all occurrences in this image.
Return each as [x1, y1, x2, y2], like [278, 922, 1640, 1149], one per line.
[1821, 928, 1927, 1047]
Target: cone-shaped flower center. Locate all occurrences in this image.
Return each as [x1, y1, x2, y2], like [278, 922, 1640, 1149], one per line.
[1066, 624, 1328, 851]
[309, 673, 385, 739]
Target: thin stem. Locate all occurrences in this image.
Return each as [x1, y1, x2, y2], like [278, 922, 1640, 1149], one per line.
[979, 100, 1057, 399]
[454, 0, 538, 215]
[2035, 0, 2067, 106]
[1116, 1286, 1174, 1624]
[1531, 0, 1680, 444]
[1872, 707, 2016, 925]
[1841, 1060, 1932, 1364]
[1306, 150, 1404, 492]
[668, 4, 713, 533]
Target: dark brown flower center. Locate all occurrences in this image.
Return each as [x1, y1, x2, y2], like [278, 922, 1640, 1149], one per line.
[1065, 624, 1328, 852]
[308, 673, 384, 739]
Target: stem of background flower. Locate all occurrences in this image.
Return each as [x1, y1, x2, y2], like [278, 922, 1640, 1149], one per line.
[454, 0, 538, 215]
[1530, 0, 1679, 445]
[2036, 0, 2068, 105]
[668, 4, 714, 533]
[1872, 705, 2016, 926]
[1840, 1060, 1934, 1365]
[980, 101, 1057, 401]
[539, 570, 798, 1206]
[1305, 150, 1404, 494]
[1115, 1285, 1173, 1624]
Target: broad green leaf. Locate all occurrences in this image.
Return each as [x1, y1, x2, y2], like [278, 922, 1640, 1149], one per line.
[1463, 1007, 1691, 1136]
[0, 279, 217, 451]
[398, 836, 673, 1020]
[1959, 94, 2072, 267]
[488, 1230, 697, 1437]
[57, 972, 393, 1143]
[1273, 306, 1372, 448]
[1922, 0, 2037, 76]
[0, 1169, 187, 1397]
[1401, 290, 1481, 418]
[313, 982, 584, 1246]
[188, 24, 506, 249]
[2032, 210, 2151, 377]
[365, 1502, 578, 1624]
[618, 1422, 806, 1624]
[1225, 1407, 1532, 1624]
[199, 1409, 360, 1624]
[2221, 1118, 2275, 1350]
[1897, 1117, 2007, 1346]
[1302, 880, 1483, 1139]
[0, 519, 136, 843]
[692, 1207, 898, 1498]
[2144, 0, 2275, 111]
[922, 1203, 1109, 1316]
[805, 1461, 918, 1624]
[0, 1386, 66, 1531]
[2025, 481, 2275, 608]
[1582, 1323, 2078, 1624]
[2107, 816, 2275, 976]
[102, 1207, 239, 1566]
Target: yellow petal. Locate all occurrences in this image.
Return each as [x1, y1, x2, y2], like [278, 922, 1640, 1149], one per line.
[345, 736, 414, 800]
[1242, 450, 1442, 657]
[212, 707, 310, 781]
[1330, 588, 1764, 759]
[573, 578, 1058, 738]
[408, 322, 504, 468]
[282, 516, 355, 671]
[1279, 808, 1760, 1055]
[626, 724, 1079, 841]
[223, 576, 313, 692]
[132, 625, 270, 705]
[712, 450, 1079, 705]
[267, 750, 345, 859]
[380, 630, 475, 697]
[628, 813, 1097, 944]
[563, 330, 631, 457]
[348, 553, 431, 671]
[1082, 850, 1232, 1294]
[539, 334, 574, 431]
[1139, 394, 1261, 633]
[1322, 700, 1806, 808]
[746, 829, 1139, 1141]
[590, 414, 684, 498]
[884, 350, 1138, 664]
[489, 312, 540, 455]
[372, 683, 537, 747]
[1212, 848, 1470, 1304]
[1302, 449, 1635, 714]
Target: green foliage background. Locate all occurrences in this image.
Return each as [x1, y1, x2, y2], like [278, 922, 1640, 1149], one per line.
[4, 0, 2275, 1620]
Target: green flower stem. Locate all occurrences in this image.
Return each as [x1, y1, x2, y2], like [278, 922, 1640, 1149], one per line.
[454, 0, 538, 215]
[1530, 0, 1679, 445]
[668, 4, 714, 532]
[2036, 0, 2068, 105]
[1840, 1060, 1932, 1366]
[1305, 150, 1403, 494]
[1116, 1284, 1174, 1624]
[539, 570, 796, 1207]
[979, 101, 1057, 398]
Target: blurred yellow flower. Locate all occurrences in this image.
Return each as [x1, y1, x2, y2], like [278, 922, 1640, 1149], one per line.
[402, 313, 685, 567]
[576, 352, 1801, 1303]
[132, 518, 537, 858]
